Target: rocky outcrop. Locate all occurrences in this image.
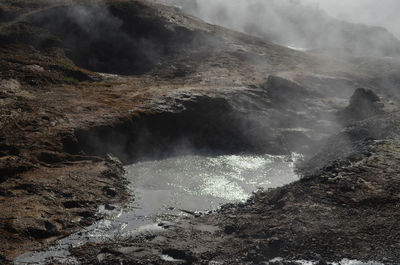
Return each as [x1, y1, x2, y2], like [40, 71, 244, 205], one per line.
[338, 88, 383, 124]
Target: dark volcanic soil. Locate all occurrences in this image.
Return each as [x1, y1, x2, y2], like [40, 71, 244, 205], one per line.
[1, 0, 400, 264]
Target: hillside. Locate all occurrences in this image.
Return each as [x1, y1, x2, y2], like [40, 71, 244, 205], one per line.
[165, 0, 400, 57]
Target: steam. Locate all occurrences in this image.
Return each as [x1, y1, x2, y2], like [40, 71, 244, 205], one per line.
[159, 0, 400, 57]
[18, 0, 399, 161]
[305, 0, 400, 39]
[25, 1, 173, 74]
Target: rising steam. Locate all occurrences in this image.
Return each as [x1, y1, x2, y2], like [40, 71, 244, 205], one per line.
[158, 0, 400, 57]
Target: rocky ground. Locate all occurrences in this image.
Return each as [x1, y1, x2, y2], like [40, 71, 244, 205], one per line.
[1, 0, 400, 264]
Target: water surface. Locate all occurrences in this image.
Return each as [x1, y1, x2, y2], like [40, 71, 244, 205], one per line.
[126, 153, 302, 214]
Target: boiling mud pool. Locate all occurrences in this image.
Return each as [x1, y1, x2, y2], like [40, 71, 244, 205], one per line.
[127, 153, 302, 214]
[15, 153, 385, 265]
[17, 153, 302, 264]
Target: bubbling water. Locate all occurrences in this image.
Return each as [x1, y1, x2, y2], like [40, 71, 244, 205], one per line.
[126, 153, 302, 212]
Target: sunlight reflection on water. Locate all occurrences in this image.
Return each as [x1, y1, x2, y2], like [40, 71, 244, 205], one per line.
[125, 153, 302, 208]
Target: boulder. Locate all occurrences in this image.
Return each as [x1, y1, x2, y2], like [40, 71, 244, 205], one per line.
[339, 88, 383, 123]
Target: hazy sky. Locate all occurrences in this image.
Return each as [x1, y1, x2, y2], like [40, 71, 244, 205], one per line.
[305, 0, 400, 38]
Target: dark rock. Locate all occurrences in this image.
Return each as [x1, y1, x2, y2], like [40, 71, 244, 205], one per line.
[350, 88, 380, 104]
[76, 211, 94, 218]
[63, 200, 84, 209]
[60, 192, 73, 198]
[44, 221, 58, 233]
[100, 247, 121, 256]
[105, 153, 122, 166]
[224, 224, 238, 234]
[61, 133, 80, 154]
[13, 183, 37, 194]
[104, 204, 116, 211]
[26, 225, 59, 239]
[339, 88, 383, 123]
[4, 221, 18, 234]
[103, 186, 117, 197]
[145, 234, 156, 241]
[0, 254, 7, 264]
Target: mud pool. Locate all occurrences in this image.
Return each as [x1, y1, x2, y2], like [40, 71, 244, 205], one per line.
[16, 153, 301, 264]
[15, 153, 386, 264]
[125, 153, 303, 213]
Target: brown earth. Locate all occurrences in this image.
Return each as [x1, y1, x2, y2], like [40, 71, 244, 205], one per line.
[1, 0, 400, 264]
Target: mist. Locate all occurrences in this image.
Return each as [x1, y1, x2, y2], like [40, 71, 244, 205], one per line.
[160, 0, 400, 57]
[305, 0, 400, 38]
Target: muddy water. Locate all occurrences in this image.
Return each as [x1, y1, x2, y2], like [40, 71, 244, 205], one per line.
[126, 153, 302, 213]
[16, 153, 301, 264]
